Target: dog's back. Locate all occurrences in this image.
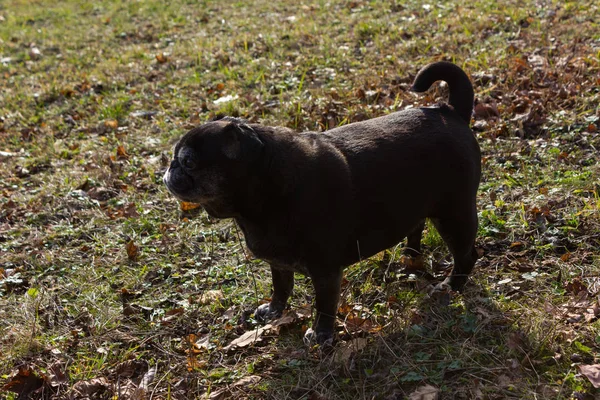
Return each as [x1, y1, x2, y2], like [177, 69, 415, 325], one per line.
[310, 62, 480, 261]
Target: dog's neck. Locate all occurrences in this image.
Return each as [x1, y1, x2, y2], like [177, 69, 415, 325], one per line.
[231, 127, 308, 222]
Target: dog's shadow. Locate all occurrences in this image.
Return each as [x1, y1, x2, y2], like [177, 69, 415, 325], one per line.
[263, 263, 562, 400]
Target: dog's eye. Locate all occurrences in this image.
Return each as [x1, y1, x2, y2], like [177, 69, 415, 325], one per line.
[181, 158, 196, 170]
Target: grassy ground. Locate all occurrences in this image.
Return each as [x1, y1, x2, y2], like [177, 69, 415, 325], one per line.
[1, 0, 599, 398]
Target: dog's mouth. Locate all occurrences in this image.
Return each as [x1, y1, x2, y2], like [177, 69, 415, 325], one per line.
[163, 167, 216, 205]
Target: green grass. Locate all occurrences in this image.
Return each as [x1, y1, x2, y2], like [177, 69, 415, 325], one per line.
[1, 0, 600, 398]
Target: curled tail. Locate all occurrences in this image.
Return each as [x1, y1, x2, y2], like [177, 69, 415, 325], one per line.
[411, 61, 474, 124]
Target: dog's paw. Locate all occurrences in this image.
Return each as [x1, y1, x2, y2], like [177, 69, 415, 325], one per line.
[303, 328, 334, 348]
[254, 303, 283, 323]
[427, 280, 452, 305]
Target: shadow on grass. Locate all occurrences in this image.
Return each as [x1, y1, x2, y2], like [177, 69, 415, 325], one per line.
[255, 280, 573, 400]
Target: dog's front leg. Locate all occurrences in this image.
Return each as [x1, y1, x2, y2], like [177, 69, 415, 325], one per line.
[255, 265, 294, 321]
[304, 268, 342, 346]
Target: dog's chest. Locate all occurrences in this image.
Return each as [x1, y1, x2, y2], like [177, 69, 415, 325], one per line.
[263, 257, 309, 275]
[236, 219, 311, 275]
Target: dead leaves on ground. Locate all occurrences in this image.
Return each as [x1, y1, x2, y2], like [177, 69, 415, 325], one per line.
[2, 366, 46, 398]
[547, 289, 600, 325]
[185, 308, 313, 373]
[2, 362, 158, 399]
[68, 363, 156, 399]
[579, 364, 600, 389]
[205, 375, 261, 400]
[408, 384, 440, 400]
[125, 239, 139, 261]
[180, 201, 202, 211]
[212, 309, 303, 354]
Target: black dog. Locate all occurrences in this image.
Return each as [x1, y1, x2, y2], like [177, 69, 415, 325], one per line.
[164, 61, 481, 345]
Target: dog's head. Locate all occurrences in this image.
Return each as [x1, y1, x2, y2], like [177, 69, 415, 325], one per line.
[163, 117, 264, 217]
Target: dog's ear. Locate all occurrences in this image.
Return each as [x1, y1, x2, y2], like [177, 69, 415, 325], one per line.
[221, 120, 264, 161]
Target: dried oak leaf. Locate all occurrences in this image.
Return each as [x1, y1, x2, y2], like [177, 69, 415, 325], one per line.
[474, 102, 500, 120]
[71, 377, 110, 397]
[115, 359, 148, 378]
[180, 201, 201, 211]
[48, 361, 69, 387]
[579, 364, 600, 388]
[564, 277, 588, 295]
[199, 289, 224, 305]
[115, 381, 139, 400]
[2, 366, 45, 396]
[334, 337, 368, 362]
[123, 202, 139, 218]
[270, 310, 298, 328]
[207, 375, 261, 400]
[116, 145, 129, 160]
[104, 119, 118, 129]
[139, 365, 157, 392]
[126, 240, 139, 261]
[156, 53, 168, 63]
[186, 334, 208, 371]
[408, 384, 440, 400]
[87, 186, 119, 201]
[223, 325, 272, 351]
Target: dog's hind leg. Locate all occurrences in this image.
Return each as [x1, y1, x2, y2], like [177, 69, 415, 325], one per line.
[255, 266, 294, 321]
[430, 206, 478, 291]
[404, 219, 426, 257]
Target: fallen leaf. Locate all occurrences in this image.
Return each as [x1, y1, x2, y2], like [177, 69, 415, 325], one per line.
[334, 337, 368, 362]
[399, 255, 426, 271]
[130, 110, 157, 119]
[156, 53, 169, 63]
[408, 384, 439, 400]
[270, 309, 298, 328]
[207, 376, 261, 400]
[104, 119, 118, 129]
[123, 202, 139, 218]
[87, 186, 119, 201]
[2, 366, 45, 397]
[213, 94, 239, 104]
[296, 304, 313, 319]
[496, 374, 512, 387]
[344, 314, 379, 333]
[338, 301, 352, 315]
[47, 361, 69, 387]
[115, 381, 139, 400]
[223, 325, 272, 351]
[528, 54, 547, 69]
[139, 365, 157, 391]
[474, 102, 500, 120]
[29, 47, 42, 60]
[180, 201, 201, 211]
[199, 289, 224, 305]
[115, 359, 148, 378]
[126, 240, 139, 261]
[579, 364, 600, 388]
[71, 377, 110, 397]
[564, 278, 588, 295]
[161, 307, 185, 325]
[194, 334, 211, 350]
[116, 145, 129, 160]
[507, 331, 526, 351]
[232, 375, 261, 387]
